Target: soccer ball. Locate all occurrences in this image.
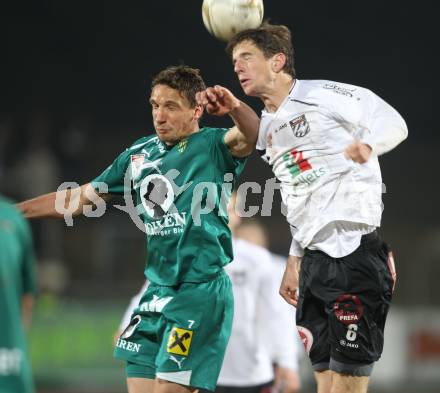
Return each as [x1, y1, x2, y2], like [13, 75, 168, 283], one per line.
[202, 0, 264, 42]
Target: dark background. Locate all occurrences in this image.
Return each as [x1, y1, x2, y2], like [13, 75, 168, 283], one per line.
[0, 1, 439, 392]
[0, 1, 438, 304]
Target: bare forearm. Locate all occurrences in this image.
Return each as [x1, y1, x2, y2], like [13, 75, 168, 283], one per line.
[280, 255, 301, 306]
[17, 184, 93, 219]
[287, 255, 301, 270]
[17, 191, 65, 219]
[291, 255, 301, 273]
[229, 100, 260, 146]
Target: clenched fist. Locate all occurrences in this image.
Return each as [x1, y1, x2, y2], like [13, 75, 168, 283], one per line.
[344, 141, 372, 163]
[196, 85, 240, 116]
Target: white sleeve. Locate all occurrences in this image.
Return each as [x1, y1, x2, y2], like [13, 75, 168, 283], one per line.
[359, 90, 408, 156]
[257, 259, 282, 362]
[324, 84, 408, 156]
[256, 113, 268, 152]
[272, 306, 299, 370]
[118, 280, 148, 330]
[289, 226, 304, 257]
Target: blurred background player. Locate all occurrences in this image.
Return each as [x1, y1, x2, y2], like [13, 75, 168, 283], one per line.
[16, 65, 260, 393]
[217, 208, 301, 393]
[233, 218, 301, 393]
[0, 195, 37, 393]
[117, 192, 301, 393]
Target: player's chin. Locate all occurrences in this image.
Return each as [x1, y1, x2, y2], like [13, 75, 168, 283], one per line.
[156, 132, 173, 143]
[241, 84, 258, 97]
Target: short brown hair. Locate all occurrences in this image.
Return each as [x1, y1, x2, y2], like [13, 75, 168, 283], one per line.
[151, 65, 206, 107]
[226, 22, 296, 78]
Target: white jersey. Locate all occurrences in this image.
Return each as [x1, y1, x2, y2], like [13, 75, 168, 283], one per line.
[118, 281, 149, 331]
[263, 253, 301, 372]
[218, 239, 299, 386]
[257, 79, 408, 257]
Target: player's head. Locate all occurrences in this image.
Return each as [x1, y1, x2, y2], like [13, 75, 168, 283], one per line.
[226, 22, 295, 96]
[150, 65, 206, 145]
[236, 217, 269, 249]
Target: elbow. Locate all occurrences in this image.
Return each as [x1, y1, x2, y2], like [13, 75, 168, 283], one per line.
[243, 138, 258, 155]
[234, 142, 255, 158]
[395, 113, 408, 143]
[400, 121, 409, 142]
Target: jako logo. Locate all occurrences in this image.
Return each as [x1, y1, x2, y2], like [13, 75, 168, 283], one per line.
[283, 149, 312, 177]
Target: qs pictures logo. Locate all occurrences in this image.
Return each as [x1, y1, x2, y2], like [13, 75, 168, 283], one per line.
[140, 174, 175, 219]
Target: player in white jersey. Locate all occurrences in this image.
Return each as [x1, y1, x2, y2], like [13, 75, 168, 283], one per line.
[214, 201, 300, 393]
[232, 218, 301, 393]
[198, 22, 407, 393]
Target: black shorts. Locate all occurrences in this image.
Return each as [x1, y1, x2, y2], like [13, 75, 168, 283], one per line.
[296, 231, 396, 376]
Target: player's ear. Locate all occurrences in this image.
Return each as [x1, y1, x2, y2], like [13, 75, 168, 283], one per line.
[193, 104, 204, 120]
[271, 53, 286, 73]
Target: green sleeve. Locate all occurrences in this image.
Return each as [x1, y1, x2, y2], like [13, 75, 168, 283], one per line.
[91, 148, 132, 195]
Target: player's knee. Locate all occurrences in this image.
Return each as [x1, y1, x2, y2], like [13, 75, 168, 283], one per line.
[314, 370, 332, 393]
[330, 372, 369, 393]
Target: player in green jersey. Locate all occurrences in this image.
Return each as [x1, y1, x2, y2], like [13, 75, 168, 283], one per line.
[0, 195, 37, 393]
[17, 65, 260, 393]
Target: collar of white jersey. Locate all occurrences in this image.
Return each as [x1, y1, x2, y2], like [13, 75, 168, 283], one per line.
[261, 79, 299, 116]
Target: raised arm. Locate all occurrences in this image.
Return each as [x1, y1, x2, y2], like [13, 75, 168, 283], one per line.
[196, 85, 260, 157]
[332, 86, 408, 163]
[17, 183, 111, 220]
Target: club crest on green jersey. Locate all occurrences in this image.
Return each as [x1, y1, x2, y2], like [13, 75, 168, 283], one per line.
[130, 154, 146, 180]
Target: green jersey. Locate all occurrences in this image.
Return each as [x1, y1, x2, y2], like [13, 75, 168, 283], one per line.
[92, 127, 246, 286]
[0, 197, 37, 393]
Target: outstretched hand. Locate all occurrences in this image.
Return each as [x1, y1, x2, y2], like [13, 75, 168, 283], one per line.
[196, 85, 240, 116]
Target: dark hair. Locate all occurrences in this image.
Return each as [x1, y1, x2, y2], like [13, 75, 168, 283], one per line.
[151, 65, 206, 107]
[226, 22, 296, 78]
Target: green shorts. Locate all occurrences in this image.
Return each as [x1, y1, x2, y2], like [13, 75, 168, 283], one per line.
[114, 270, 233, 391]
